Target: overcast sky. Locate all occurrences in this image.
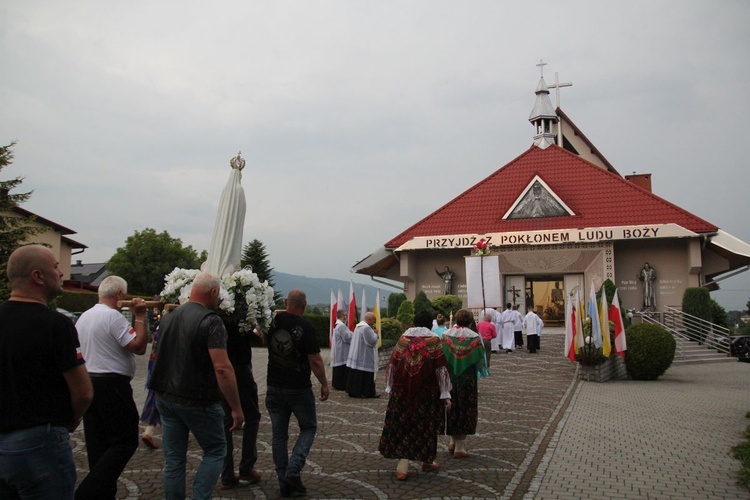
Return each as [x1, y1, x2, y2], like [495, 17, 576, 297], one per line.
[2, 1, 749, 311]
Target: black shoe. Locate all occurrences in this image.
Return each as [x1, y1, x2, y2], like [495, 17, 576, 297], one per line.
[279, 479, 291, 498]
[369, 394, 381, 399]
[285, 475, 307, 497]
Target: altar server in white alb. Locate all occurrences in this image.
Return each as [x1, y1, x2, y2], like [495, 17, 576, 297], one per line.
[523, 308, 544, 354]
[331, 310, 353, 391]
[499, 303, 516, 353]
[511, 305, 524, 349]
[481, 308, 502, 353]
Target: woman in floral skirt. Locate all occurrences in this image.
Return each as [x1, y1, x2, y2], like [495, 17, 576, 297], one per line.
[441, 309, 489, 458]
[378, 311, 452, 480]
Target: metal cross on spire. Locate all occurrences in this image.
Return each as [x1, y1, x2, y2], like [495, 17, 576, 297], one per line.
[536, 59, 547, 78]
[547, 72, 573, 109]
[546, 71, 573, 146]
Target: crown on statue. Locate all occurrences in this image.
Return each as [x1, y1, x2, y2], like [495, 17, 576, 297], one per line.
[230, 151, 246, 171]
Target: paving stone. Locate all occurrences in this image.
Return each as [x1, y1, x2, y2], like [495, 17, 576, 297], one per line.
[69, 330, 750, 498]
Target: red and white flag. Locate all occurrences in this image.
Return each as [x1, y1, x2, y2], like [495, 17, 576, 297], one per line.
[329, 290, 338, 348]
[347, 281, 357, 331]
[609, 288, 627, 357]
[565, 294, 577, 362]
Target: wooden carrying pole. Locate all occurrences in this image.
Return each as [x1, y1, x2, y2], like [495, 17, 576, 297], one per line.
[117, 300, 163, 309]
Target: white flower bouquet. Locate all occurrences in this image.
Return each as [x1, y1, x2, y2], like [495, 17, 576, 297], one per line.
[160, 267, 275, 334]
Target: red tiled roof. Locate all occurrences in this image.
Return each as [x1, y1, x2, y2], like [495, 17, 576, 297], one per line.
[385, 145, 717, 248]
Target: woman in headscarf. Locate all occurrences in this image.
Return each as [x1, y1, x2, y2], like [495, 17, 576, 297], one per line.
[441, 309, 489, 458]
[378, 311, 452, 480]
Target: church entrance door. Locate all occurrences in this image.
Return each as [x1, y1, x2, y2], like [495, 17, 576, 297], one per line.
[525, 276, 566, 326]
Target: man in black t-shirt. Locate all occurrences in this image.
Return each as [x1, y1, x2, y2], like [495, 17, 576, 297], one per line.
[0, 245, 94, 499]
[265, 289, 329, 498]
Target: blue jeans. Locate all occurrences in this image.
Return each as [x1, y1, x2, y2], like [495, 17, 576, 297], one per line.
[264, 386, 317, 482]
[0, 424, 75, 500]
[155, 397, 226, 500]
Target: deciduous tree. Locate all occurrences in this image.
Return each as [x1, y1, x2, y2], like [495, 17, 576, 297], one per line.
[107, 228, 204, 296]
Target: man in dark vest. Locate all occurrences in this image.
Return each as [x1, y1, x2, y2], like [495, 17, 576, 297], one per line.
[148, 272, 244, 500]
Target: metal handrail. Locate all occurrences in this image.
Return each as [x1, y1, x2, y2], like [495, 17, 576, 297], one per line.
[636, 308, 731, 358]
[663, 306, 731, 355]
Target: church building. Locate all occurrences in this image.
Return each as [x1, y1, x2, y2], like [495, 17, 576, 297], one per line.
[352, 66, 750, 324]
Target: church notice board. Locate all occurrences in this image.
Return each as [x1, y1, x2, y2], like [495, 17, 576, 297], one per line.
[464, 255, 502, 309]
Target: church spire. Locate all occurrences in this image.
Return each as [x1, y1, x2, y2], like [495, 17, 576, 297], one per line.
[528, 60, 558, 149]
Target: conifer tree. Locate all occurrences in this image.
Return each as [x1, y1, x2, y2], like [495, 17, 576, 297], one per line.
[241, 239, 282, 306]
[413, 290, 434, 315]
[0, 141, 43, 300]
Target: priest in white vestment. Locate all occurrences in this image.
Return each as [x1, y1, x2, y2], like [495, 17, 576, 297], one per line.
[331, 309, 353, 390]
[345, 312, 379, 398]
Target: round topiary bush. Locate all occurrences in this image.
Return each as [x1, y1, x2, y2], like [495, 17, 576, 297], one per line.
[380, 317, 404, 343]
[624, 323, 676, 380]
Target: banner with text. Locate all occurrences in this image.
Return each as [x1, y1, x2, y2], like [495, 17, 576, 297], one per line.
[396, 224, 696, 251]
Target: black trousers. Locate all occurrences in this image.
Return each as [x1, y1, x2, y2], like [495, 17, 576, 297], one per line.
[514, 330, 524, 347]
[332, 365, 350, 391]
[221, 363, 261, 484]
[346, 368, 376, 398]
[76, 375, 139, 500]
[527, 334, 540, 353]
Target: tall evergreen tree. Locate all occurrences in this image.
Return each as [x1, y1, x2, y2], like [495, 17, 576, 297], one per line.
[0, 141, 43, 300]
[241, 239, 282, 306]
[413, 290, 434, 315]
[388, 292, 407, 317]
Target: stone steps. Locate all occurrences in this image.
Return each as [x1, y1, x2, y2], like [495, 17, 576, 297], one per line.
[673, 337, 735, 364]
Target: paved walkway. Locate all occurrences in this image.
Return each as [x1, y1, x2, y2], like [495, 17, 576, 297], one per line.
[71, 330, 750, 499]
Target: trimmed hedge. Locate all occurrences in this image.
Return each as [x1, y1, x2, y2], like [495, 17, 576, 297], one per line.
[380, 317, 403, 343]
[302, 313, 399, 349]
[432, 295, 463, 320]
[624, 323, 676, 380]
[304, 314, 330, 348]
[56, 290, 99, 313]
[682, 287, 711, 343]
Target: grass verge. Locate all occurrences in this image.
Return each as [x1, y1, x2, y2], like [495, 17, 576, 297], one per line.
[733, 411, 750, 490]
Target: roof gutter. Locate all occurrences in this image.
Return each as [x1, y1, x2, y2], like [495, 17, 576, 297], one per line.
[369, 275, 405, 292]
[703, 265, 750, 289]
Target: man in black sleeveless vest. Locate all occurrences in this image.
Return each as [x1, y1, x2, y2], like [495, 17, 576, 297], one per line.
[148, 272, 244, 500]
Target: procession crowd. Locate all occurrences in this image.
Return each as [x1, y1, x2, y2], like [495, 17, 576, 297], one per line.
[0, 244, 544, 500]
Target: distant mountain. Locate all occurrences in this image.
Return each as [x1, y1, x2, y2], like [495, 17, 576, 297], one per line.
[271, 271, 394, 307]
